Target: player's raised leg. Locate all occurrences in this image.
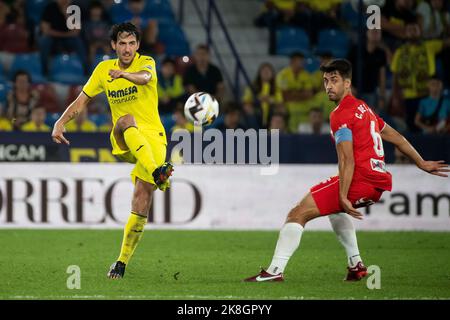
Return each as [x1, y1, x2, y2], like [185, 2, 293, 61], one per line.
[108, 177, 153, 279]
[244, 192, 321, 282]
[114, 114, 173, 189]
[328, 213, 367, 281]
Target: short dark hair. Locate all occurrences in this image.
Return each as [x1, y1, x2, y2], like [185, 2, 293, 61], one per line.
[110, 22, 141, 43]
[320, 59, 352, 80]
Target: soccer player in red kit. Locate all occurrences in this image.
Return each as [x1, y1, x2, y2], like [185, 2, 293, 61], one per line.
[245, 59, 449, 282]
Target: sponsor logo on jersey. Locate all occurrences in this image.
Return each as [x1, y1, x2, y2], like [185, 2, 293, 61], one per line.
[370, 158, 386, 173]
[107, 86, 138, 98]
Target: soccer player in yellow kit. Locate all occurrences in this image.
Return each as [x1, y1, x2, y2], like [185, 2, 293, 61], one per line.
[51, 22, 173, 279]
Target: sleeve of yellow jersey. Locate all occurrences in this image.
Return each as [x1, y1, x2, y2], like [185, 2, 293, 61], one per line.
[82, 63, 104, 98]
[137, 56, 157, 84]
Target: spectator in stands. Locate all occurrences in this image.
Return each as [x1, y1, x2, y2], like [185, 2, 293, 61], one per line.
[21, 106, 50, 132]
[184, 44, 225, 102]
[349, 29, 390, 111]
[298, 107, 330, 134]
[301, 0, 342, 44]
[215, 103, 246, 132]
[158, 58, 185, 115]
[6, 71, 39, 130]
[0, 0, 29, 53]
[84, 1, 111, 68]
[0, 109, 12, 131]
[381, 0, 420, 47]
[65, 108, 97, 132]
[391, 23, 450, 132]
[268, 112, 288, 134]
[242, 62, 285, 129]
[417, 0, 450, 87]
[276, 52, 314, 132]
[415, 75, 450, 134]
[416, 0, 450, 39]
[39, 0, 88, 76]
[171, 106, 194, 133]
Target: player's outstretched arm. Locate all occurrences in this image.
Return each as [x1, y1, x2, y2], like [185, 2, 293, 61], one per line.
[51, 91, 91, 145]
[381, 124, 449, 177]
[108, 70, 151, 85]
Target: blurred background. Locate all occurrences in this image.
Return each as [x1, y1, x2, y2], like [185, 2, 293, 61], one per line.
[0, 0, 449, 164]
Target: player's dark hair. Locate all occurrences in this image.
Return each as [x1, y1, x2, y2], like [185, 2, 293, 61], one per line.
[110, 22, 141, 43]
[320, 59, 352, 80]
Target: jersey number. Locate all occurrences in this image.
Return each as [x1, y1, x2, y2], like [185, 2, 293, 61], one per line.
[370, 121, 384, 157]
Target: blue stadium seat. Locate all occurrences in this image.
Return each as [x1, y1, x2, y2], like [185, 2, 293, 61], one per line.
[89, 114, 109, 127]
[25, 0, 49, 25]
[145, 0, 175, 22]
[10, 53, 47, 83]
[0, 81, 10, 106]
[340, 2, 360, 29]
[158, 23, 191, 57]
[45, 112, 61, 127]
[316, 29, 350, 58]
[161, 114, 175, 132]
[305, 55, 321, 73]
[50, 54, 86, 85]
[276, 27, 310, 56]
[91, 54, 116, 73]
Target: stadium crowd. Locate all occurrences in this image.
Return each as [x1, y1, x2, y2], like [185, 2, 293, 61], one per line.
[0, 0, 449, 136]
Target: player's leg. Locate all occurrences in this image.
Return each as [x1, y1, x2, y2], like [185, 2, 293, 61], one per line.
[328, 213, 366, 280]
[114, 114, 158, 174]
[107, 177, 153, 279]
[244, 192, 321, 282]
[114, 114, 173, 188]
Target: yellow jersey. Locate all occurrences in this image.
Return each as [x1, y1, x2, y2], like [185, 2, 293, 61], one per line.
[65, 120, 98, 132]
[82, 53, 165, 136]
[21, 121, 51, 132]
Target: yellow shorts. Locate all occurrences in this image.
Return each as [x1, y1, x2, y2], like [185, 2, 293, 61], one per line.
[110, 128, 167, 185]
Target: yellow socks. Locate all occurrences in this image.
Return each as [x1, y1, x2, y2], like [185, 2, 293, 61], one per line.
[117, 212, 147, 265]
[123, 126, 157, 174]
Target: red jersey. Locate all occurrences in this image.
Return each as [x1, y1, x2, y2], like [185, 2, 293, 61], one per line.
[330, 94, 392, 191]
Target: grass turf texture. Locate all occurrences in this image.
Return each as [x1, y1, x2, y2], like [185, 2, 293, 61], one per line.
[1, 230, 449, 300]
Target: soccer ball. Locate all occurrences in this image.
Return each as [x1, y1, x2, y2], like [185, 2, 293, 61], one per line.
[184, 92, 219, 126]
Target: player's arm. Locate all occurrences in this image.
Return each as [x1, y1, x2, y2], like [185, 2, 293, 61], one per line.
[335, 128, 364, 219]
[108, 70, 151, 85]
[51, 92, 91, 145]
[381, 123, 449, 177]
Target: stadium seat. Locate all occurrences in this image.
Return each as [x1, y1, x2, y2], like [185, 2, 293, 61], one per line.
[89, 114, 109, 127]
[49, 54, 86, 85]
[316, 29, 350, 58]
[161, 114, 175, 133]
[340, 1, 360, 29]
[0, 23, 29, 53]
[9, 53, 47, 84]
[34, 83, 60, 113]
[276, 27, 310, 56]
[144, 0, 176, 22]
[45, 112, 61, 127]
[25, 0, 49, 26]
[158, 23, 191, 57]
[305, 55, 321, 73]
[0, 81, 10, 106]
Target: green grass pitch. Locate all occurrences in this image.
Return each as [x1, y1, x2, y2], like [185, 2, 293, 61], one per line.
[1, 229, 449, 300]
